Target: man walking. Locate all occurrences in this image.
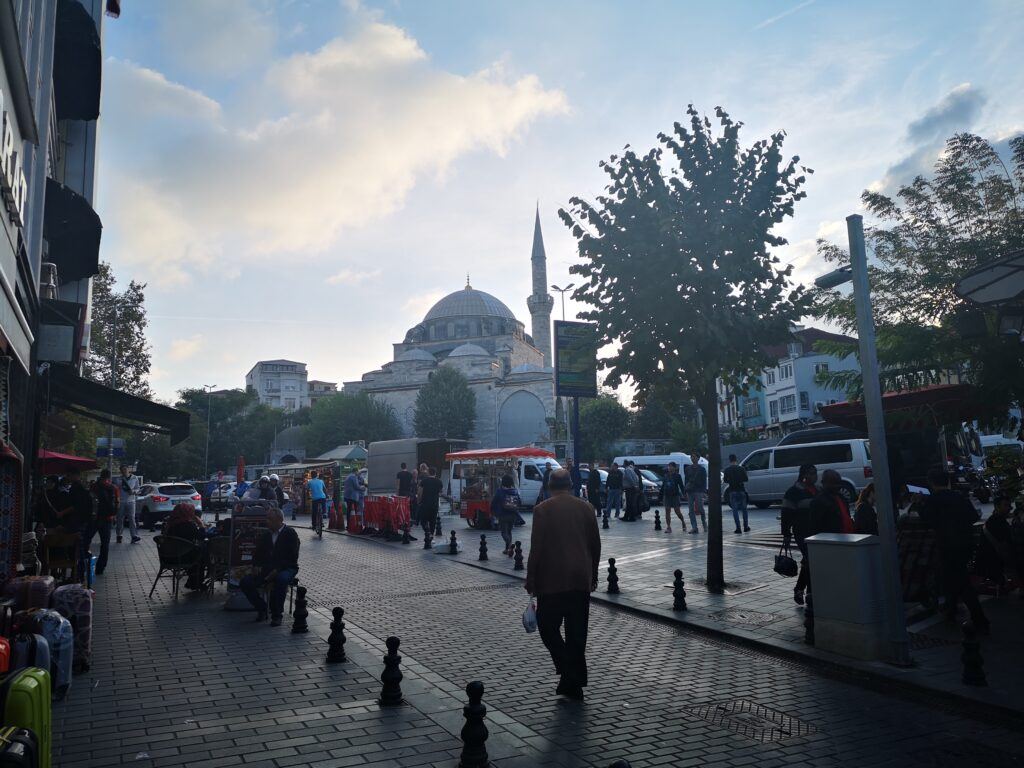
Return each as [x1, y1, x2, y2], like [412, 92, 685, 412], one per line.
[662, 462, 686, 533]
[526, 469, 601, 701]
[585, 461, 603, 514]
[604, 462, 623, 520]
[723, 454, 750, 533]
[116, 465, 141, 544]
[621, 461, 639, 521]
[417, 466, 444, 538]
[683, 451, 708, 534]
[343, 468, 363, 524]
[89, 469, 117, 575]
[782, 463, 818, 605]
[567, 458, 583, 498]
[239, 507, 300, 627]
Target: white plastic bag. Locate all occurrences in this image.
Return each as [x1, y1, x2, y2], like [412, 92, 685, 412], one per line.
[522, 599, 538, 633]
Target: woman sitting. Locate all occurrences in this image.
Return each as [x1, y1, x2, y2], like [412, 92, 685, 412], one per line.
[164, 502, 206, 590]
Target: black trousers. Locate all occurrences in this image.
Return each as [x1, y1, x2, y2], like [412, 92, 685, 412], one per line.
[537, 590, 590, 689]
[942, 551, 988, 626]
[796, 540, 810, 593]
[84, 519, 112, 574]
[623, 489, 638, 520]
[420, 505, 438, 536]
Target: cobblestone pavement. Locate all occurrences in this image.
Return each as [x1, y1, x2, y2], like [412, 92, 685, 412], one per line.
[53, 521, 1024, 768]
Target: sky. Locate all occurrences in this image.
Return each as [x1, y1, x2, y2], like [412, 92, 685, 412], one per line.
[94, 0, 1024, 402]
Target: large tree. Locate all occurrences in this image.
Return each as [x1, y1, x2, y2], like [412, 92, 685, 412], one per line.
[577, 395, 630, 463]
[304, 392, 401, 456]
[813, 132, 1024, 418]
[561, 106, 810, 590]
[414, 366, 476, 440]
[83, 261, 152, 397]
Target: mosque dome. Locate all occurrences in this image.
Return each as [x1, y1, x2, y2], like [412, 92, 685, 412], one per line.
[395, 349, 436, 363]
[448, 343, 491, 358]
[423, 284, 517, 323]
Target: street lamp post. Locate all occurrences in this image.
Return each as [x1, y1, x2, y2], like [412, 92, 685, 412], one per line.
[815, 214, 911, 667]
[550, 283, 575, 322]
[203, 385, 216, 481]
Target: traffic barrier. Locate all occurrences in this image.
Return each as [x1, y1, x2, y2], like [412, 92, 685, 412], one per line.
[379, 636, 404, 706]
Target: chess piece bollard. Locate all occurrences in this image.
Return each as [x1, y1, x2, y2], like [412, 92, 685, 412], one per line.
[435, 516, 442, 537]
[401, 524, 411, 545]
[379, 636, 404, 706]
[804, 591, 815, 646]
[458, 681, 489, 768]
[449, 530, 459, 555]
[326, 607, 347, 663]
[672, 570, 687, 611]
[513, 541, 524, 570]
[602, 514, 609, 530]
[423, 528, 433, 549]
[478, 534, 488, 561]
[654, 509, 662, 531]
[291, 585, 309, 634]
[607, 558, 620, 594]
[961, 622, 987, 686]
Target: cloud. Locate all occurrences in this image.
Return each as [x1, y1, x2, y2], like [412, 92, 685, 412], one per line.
[753, 0, 816, 31]
[168, 335, 204, 362]
[402, 291, 447, 319]
[325, 268, 381, 285]
[159, 0, 275, 78]
[100, 18, 568, 289]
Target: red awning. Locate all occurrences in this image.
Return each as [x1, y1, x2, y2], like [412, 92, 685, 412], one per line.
[37, 449, 97, 474]
[446, 446, 556, 461]
[819, 384, 983, 432]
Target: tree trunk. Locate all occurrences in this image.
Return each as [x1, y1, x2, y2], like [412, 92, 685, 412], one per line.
[700, 392, 725, 592]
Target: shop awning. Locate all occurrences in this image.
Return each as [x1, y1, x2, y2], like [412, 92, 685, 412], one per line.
[446, 446, 556, 461]
[43, 178, 102, 282]
[38, 449, 96, 474]
[47, 365, 191, 445]
[819, 384, 988, 432]
[954, 249, 1024, 306]
[54, 0, 102, 121]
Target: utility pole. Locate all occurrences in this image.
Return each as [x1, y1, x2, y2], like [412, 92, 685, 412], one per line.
[203, 384, 216, 481]
[107, 306, 118, 475]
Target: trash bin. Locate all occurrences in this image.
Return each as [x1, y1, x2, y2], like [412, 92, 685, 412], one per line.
[805, 533, 887, 661]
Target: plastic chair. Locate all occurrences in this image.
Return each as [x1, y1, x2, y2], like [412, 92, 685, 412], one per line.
[149, 535, 202, 599]
[204, 536, 231, 593]
[42, 530, 81, 582]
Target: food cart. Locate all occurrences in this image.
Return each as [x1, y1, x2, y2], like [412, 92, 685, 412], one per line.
[446, 447, 556, 528]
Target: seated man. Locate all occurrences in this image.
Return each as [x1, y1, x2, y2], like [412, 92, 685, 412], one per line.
[239, 507, 300, 626]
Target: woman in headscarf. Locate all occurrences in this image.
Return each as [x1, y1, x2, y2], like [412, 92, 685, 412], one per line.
[164, 502, 206, 590]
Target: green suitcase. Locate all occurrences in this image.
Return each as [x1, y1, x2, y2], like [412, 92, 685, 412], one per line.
[0, 668, 51, 768]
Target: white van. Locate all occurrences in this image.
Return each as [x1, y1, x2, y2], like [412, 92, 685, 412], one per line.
[740, 439, 871, 507]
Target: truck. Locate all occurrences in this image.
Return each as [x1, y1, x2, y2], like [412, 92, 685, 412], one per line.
[366, 438, 467, 495]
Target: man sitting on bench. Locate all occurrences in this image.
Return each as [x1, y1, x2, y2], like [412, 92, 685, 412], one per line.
[240, 507, 300, 626]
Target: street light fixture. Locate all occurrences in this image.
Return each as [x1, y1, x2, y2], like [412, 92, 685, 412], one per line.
[203, 384, 216, 482]
[814, 215, 910, 667]
[550, 283, 575, 321]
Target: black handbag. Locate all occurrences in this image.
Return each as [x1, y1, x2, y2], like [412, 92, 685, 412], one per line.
[773, 543, 799, 578]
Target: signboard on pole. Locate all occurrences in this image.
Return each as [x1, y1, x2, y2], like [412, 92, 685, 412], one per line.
[95, 437, 125, 458]
[553, 320, 598, 398]
[228, 504, 269, 588]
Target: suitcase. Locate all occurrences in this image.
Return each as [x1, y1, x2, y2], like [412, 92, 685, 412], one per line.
[17, 611, 70, 701]
[0, 726, 38, 767]
[0, 599, 14, 638]
[10, 635, 49, 675]
[0, 638, 8, 674]
[2, 577, 55, 612]
[51, 585, 93, 673]
[0, 669, 51, 768]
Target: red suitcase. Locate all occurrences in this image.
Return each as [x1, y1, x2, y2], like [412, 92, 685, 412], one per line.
[2, 578, 55, 612]
[0, 637, 9, 674]
[50, 586, 93, 673]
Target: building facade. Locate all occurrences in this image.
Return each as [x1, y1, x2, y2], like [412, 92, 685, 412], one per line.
[344, 211, 563, 451]
[246, 360, 310, 411]
[307, 379, 337, 406]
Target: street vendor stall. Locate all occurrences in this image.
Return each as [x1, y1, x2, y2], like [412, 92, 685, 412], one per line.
[446, 446, 556, 528]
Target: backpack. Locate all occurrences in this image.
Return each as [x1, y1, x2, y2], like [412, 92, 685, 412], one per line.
[501, 490, 520, 513]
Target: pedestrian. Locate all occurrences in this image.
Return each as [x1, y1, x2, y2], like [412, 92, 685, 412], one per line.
[525, 469, 601, 702]
[238, 507, 300, 627]
[621, 461, 639, 521]
[396, 462, 413, 498]
[416, 466, 443, 537]
[585, 461, 603, 514]
[492, 474, 522, 555]
[57, 469, 93, 578]
[683, 451, 708, 534]
[854, 483, 878, 535]
[88, 469, 117, 575]
[782, 463, 818, 605]
[116, 464, 142, 543]
[919, 470, 989, 631]
[723, 453, 750, 534]
[343, 468, 362, 523]
[604, 462, 623, 520]
[567, 458, 583, 498]
[974, 493, 1014, 588]
[661, 462, 686, 533]
[307, 470, 327, 530]
[539, 462, 554, 503]
[809, 470, 855, 534]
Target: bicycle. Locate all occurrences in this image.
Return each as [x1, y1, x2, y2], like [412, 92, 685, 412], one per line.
[312, 499, 325, 538]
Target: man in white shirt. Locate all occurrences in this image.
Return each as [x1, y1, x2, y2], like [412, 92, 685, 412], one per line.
[117, 465, 141, 543]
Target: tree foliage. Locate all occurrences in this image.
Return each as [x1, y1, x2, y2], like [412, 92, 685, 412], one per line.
[812, 132, 1024, 418]
[83, 261, 152, 397]
[561, 106, 810, 589]
[414, 366, 476, 440]
[303, 392, 401, 456]
[577, 395, 631, 462]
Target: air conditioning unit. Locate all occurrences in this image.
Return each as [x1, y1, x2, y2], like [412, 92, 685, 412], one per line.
[814, 401, 825, 414]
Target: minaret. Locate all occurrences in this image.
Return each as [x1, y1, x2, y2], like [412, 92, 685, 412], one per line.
[526, 205, 554, 366]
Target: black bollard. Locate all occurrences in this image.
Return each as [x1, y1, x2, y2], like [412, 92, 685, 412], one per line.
[326, 607, 347, 663]
[291, 585, 309, 634]
[478, 534, 488, 561]
[423, 529, 433, 550]
[602, 514, 609, 530]
[654, 509, 662, 531]
[449, 530, 459, 555]
[607, 558, 620, 594]
[379, 636, 404, 706]
[804, 591, 815, 646]
[961, 622, 987, 686]
[401, 524, 411, 545]
[435, 516, 442, 537]
[458, 681, 489, 768]
[513, 541, 524, 571]
[672, 570, 687, 611]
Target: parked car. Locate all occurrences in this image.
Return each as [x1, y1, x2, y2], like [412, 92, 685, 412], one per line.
[209, 482, 237, 509]
[579, 467, 608, 508]
[740, 439, 870, 508]
[135, 482, 203, 530]
[637, 469, 663, 505]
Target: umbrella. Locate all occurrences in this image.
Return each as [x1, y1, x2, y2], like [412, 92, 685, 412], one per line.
[38, 449, 97, 475]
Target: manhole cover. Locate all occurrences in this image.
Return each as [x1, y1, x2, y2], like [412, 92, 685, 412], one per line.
[682, 699, 816, 743]
[908, 631, 959, 650]
[707, 609, 781, 627]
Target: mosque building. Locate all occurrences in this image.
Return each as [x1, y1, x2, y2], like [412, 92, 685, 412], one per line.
[343, 209, 567, 451]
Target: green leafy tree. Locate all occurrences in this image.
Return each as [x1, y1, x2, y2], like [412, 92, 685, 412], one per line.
[561, 106, 810, 590]
[304, 392, 401, 456]
[669, 418, 707, 453]
[578, 395, 631, 462]
[813, 132, 1024, 417]
[83, 261, 152, 397]
[414, 366, 476, 440]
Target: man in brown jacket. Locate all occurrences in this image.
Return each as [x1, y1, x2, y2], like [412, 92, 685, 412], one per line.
[526, 469, 602, 701]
